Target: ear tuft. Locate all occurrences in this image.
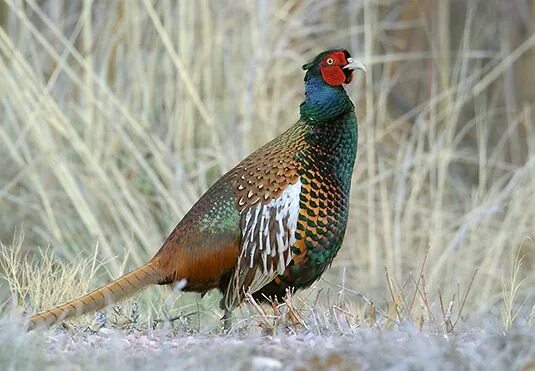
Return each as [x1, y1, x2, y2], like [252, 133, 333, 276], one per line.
[302, 62, 314, 71]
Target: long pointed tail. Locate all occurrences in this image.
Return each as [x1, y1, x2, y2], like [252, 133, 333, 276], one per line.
[28, 262, 162, 330]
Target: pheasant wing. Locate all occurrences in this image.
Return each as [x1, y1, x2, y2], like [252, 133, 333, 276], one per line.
[223, 124, 306, 308]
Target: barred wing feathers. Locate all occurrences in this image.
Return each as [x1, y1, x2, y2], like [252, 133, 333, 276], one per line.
[225, 180, 301, 308]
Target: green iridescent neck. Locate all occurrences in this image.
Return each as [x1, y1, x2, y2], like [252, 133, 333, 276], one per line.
[299, 74, 354, 122]
[300, 113, 358, 189]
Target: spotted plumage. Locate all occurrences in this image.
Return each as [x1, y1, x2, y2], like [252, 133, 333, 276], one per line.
[28, 49, 365, 330]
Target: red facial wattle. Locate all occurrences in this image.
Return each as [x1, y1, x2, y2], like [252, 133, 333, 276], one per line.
[319, 51, 354, 87]
[320, 64, 346, 86]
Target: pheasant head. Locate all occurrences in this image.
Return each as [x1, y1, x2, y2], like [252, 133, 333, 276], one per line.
[300, 49, 365, 122]
[303, 49, 366, 86]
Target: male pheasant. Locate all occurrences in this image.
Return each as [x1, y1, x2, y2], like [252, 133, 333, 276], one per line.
[28, 49, 365, 330]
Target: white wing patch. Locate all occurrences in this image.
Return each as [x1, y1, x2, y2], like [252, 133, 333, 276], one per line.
[225, 180, 301, 308]
[243, 180, 301, 275]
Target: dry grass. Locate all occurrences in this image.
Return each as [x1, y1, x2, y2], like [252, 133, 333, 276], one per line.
[0, 231, 96, 312]
[0, 0, 534, 368]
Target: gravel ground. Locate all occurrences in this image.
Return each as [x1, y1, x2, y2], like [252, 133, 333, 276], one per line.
[1, 315, 534, 371]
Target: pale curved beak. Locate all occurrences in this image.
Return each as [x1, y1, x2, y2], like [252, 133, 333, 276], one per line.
[343, 58, 366, 72]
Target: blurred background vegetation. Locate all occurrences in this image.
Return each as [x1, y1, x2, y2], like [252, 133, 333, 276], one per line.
[0, 0, 533, 328]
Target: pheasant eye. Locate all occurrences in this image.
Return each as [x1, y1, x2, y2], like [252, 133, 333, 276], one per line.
[326, 57, 334, 65]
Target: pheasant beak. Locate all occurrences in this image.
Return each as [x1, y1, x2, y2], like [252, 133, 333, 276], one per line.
[343, 58, 366, 72]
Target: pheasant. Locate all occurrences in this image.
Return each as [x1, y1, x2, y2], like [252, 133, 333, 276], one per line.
[28, 49, 365, 330]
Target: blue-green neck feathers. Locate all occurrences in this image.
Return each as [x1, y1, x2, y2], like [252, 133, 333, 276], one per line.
[299, 73, 354, 122]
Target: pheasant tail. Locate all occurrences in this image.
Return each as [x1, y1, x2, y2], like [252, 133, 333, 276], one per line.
[27, 263, 162, 330]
